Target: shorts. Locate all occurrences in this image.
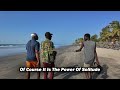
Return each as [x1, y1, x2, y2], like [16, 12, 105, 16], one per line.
[26, 61, 37, 68]
[84, 63, 94, 67]
[43, 62, 55, 68]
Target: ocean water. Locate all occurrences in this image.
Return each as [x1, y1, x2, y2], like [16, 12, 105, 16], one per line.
[0, 44, 61, 57]
[0, 44, 26, 57]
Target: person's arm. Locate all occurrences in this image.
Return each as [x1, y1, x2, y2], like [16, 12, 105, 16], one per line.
[35, 50, 40, 66]
[75, 42, 84, 52]
[94, 42, 100, 65]
[35, 42, 40, 67]
[26, 42, 28, 50]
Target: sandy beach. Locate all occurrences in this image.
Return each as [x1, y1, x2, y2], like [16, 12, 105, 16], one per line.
[0, 45, 120, 79]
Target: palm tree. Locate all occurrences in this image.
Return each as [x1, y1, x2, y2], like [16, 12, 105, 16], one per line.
[100, 26, 112, 42]
[91, 34, 98, 42]
[109, 21, 120, 42]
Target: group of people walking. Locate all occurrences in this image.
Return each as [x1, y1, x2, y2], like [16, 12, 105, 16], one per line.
[26, 32, 100, 79]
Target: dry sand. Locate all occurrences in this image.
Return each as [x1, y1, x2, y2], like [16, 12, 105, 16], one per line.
[0, 45, 120, 79]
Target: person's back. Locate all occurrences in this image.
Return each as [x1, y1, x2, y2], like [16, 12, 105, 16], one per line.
[26, 39, 40, 61]
[83, 40, 96, 64]
[41, 39, 54, 63]
[41, 32, 56, 79]
[26, 33, 40, 79]
[75, 33, 100, 79]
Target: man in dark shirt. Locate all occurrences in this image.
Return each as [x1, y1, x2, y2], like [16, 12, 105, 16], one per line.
[26, 33, 40, 79]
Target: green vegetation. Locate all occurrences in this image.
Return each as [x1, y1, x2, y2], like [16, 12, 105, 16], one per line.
[74, 21, 120, 44]
[75, 38, 83, 44]
[91, 34, 99, 42]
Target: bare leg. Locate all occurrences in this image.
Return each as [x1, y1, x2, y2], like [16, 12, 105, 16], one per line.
[37, 64, 40, 79]
[37, 72, 40, 79]
[88, 72, 91, 79]
[90, 72, 93, 79]
[84, 72, 92, 79]
[26, 72, 30, 79]
[85, 72, 89, 79]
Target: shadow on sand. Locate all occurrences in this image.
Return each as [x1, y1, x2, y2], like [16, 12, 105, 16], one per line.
[92, 64, 109, 79]
[54, 65, 82, 79]
[54, 64, 109, 79]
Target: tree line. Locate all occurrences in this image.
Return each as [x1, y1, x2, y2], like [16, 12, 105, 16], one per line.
[74, 21, 120, 44]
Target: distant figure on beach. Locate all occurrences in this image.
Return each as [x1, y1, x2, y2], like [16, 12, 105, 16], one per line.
[41, 32, 57, 79]
[26, 33, 40, 79]
[75, 33, 100, 79]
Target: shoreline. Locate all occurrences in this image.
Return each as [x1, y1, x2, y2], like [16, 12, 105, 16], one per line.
[0, 52, 26, 60]
[0, 44, 119, 59]
[0, 47, 26, 58]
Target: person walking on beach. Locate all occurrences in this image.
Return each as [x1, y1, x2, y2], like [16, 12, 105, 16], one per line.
[41, 32, 57, 79]
[75, 33, 100, 79]
[26, 33, 40, 79]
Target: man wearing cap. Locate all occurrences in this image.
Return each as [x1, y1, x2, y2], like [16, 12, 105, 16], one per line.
[41, 32, 57, 79]
[26, 33, 40, 79]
